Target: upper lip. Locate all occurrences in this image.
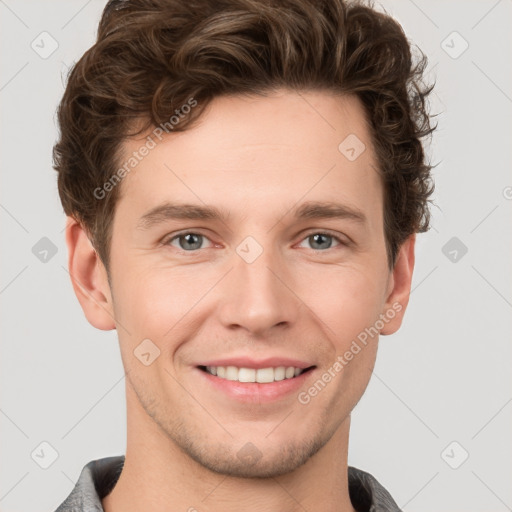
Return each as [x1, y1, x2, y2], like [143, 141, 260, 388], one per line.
[197, 357, 314, 370]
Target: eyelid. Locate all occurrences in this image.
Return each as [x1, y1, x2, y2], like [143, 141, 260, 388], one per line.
[296, 229, 350, 248]
[160, 230, 217, 248]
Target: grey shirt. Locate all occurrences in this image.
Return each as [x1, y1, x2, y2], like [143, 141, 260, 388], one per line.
[55, 456, 403, 512]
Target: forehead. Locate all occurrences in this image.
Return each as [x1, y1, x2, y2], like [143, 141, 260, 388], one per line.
[116, 90, 382, 228]
[150, 90, 374, 164]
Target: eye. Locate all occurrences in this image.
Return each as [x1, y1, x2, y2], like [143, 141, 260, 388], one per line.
[298, 232, 343, 251]
[163, 231, 346, 252]
[166, 232, 213, 251]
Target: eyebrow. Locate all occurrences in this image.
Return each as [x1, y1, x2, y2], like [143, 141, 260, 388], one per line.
[137, 203, 227, 230]
[136, 200, 367, 230]
[293, 201, 367, 224]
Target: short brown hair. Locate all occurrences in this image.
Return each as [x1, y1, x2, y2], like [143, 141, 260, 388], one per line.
[53, 0, 436, 272]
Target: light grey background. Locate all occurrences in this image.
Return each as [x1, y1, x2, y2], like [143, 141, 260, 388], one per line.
[1, 1, 511, 511]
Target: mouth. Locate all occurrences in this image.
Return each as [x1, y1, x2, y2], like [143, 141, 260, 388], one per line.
[196, 363, 316, 403]
[198, 365, 315, 383]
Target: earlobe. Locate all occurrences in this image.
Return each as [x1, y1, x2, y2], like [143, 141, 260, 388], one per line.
[380, 234, 416, 336]
[65, 217, 116, 331]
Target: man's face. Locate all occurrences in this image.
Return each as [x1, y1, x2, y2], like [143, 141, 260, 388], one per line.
[105, 90, 402, 477]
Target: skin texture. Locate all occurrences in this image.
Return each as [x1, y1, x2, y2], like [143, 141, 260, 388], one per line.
[66, 89, 415, 512]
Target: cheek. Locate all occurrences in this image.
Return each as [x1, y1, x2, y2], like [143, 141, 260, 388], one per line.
[111, 263, 219, 347]
[296, 263, 387, 344]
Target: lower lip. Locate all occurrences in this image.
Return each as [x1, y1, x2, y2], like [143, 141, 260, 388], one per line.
[196, 367, 315, 403]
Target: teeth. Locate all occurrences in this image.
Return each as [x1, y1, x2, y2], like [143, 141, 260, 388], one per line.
[274, 366, 285, 381]
[238, 368, 256, 382]
[204, 365, 306, 383]
[256, 368, 274, 383]
[226, 366, 238, 381]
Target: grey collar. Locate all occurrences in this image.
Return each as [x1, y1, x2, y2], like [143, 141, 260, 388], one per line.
[55, 456, 402, 512]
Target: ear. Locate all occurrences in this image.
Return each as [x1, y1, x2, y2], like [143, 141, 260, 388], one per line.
[65, 216, 116, 330]
[380, 234, 415, 336]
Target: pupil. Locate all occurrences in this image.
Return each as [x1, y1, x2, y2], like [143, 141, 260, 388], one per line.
[311, 234, 331, 249]
[181, 233, 202, 250]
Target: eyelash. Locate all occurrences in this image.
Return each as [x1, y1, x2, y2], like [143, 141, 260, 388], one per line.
[161, 230, 349, 253]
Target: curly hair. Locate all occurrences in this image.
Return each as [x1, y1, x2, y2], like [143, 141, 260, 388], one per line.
[53, 0, 436, 272]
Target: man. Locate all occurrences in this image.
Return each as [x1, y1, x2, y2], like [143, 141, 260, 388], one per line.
[53, 0, 435, 510]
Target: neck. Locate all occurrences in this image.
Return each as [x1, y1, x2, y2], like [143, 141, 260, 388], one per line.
[103, 392, 356, 512]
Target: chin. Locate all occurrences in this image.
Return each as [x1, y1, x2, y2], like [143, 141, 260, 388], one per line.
[182, 436, 327, 479]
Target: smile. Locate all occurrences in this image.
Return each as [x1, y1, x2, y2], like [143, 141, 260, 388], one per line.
[200, 365, 313, 383]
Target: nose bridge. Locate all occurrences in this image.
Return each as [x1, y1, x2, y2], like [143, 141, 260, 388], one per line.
[217, 238, 298, 335]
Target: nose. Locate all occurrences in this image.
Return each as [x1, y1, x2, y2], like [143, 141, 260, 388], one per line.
[216, 246, 300, 336]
